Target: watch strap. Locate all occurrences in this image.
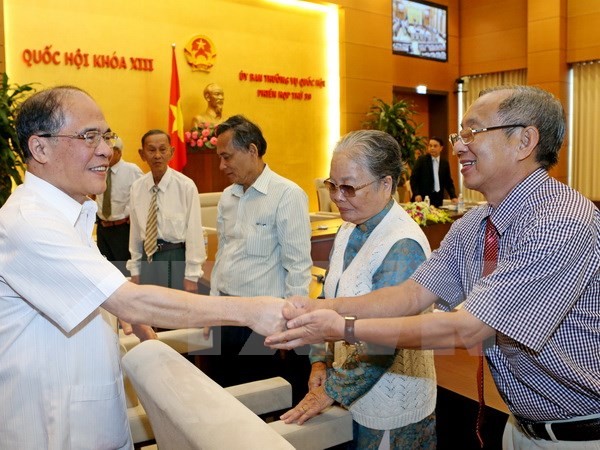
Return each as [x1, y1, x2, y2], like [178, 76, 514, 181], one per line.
[344, 316, 357, 345]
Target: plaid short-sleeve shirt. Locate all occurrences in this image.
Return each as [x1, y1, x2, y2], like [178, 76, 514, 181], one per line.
[412, 169, 600, 421]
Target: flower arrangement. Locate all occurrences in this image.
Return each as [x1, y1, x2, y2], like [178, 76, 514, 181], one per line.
[401, 202, 453, 226]
[184, 122, 218, 151]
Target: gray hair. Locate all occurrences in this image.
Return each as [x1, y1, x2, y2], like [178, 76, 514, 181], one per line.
[333, 130, 403, 191]
[479, 85, 565, 169]
[16, 85, 89, 160]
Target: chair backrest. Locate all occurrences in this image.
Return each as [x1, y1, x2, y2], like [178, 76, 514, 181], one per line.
[198, 191, 222, 229]
[314, 178, 339, 213]
[122, 340, 294, 450]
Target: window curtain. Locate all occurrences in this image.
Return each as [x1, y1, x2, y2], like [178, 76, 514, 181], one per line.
[571, 61, 600, 201]
[460, 70, 527, 203]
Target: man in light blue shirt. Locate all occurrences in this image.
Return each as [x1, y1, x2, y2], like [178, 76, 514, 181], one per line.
[208, 115, 312, 400]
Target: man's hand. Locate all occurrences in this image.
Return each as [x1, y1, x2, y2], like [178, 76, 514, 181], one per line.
[280, 386, 334, 425]
[308, 362, 327, 391]
[285, 296, 318, 314]
[119, 319, 157, 341]
[244, 296, 289, 337]
[265, 309, 345, 350]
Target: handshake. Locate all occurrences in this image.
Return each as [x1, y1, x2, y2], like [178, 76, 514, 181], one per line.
[245, 296, 345, 348]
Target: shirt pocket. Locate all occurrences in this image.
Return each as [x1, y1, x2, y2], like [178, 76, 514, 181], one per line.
[245, 222, 276, 257]
[160, 212, 187, 240]
[70, 377, 130, 450]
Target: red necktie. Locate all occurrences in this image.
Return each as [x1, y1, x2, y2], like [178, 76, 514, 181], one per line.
[476, 217, 499, 447]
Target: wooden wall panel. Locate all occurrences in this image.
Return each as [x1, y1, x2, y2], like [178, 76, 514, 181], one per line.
[567, 6, 600, 63]
[344, 44, 392, 83]
[459, 0, 527, 76]
[343, 7, 390, 48]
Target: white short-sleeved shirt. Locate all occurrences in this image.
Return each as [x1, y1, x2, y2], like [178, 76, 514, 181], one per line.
[0, 172, 131, 449]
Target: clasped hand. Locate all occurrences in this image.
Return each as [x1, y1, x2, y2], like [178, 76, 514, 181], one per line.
[264, 296, 344, 349]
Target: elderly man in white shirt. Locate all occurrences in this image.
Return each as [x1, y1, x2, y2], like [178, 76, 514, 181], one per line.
[127, 129, 205, 293]
[0, 86, 288, 448]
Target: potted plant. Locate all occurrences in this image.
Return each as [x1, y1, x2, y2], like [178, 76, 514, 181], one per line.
[363, 97, 427, 171]
[0, 74, 35, 207]
[363, 97, 427, 203]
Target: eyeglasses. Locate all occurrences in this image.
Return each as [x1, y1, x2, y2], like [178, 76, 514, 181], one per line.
[448, 124, 526, 148]
[36, 130, 119, 149]
[323, 177, 383, 197]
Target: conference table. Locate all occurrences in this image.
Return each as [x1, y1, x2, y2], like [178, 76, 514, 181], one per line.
[310, 214, 459, 268]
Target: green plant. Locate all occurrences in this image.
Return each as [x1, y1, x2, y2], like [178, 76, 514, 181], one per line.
[363, 97, 427, 171]
[0, 73, 35, 207]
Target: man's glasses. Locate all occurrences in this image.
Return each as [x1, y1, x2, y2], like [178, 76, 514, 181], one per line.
[323, 177, 383, 197]
[448, 124, 526, 148]
[36, 131, 119, 149]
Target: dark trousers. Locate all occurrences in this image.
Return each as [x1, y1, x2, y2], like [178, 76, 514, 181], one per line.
[429, 190, 445, 207]
[200, 325, 312, 404]
[140, 247, 186, 290]
[96, 221, 131, 276]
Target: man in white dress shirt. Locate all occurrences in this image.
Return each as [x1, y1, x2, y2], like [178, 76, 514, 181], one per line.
[127, 129, 205, 293]
[0, 86, 288, 448]
[95, 137, 143, 275]
[207, 114, 313, 399]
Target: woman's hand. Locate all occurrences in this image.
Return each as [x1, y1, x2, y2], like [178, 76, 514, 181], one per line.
[280, 386, 334, 425]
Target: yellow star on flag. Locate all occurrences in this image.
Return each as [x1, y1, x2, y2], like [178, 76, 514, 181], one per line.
[170, 100, 184, 140]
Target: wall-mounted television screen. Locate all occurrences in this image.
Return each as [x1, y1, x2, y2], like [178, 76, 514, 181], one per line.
[392, 0, 448, 62]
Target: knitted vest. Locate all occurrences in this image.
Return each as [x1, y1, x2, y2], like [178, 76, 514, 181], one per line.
[325, 202, 437, 430]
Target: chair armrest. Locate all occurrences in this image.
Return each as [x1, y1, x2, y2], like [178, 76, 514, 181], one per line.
[120, 328, 213, 354]
[268, 405, 353, 450]
[225, 377, 292, 415]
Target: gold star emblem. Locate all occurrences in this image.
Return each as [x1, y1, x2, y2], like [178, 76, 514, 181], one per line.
[170, 100, 184, 140]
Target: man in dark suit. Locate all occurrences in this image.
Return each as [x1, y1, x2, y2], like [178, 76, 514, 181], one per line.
[410, 136, 458, 207]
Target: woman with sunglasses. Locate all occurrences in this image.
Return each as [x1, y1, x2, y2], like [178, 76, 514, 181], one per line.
[281, 130, 437, 449]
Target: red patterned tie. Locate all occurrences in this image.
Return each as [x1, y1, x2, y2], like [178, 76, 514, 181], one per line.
[476, 217, 499, 447]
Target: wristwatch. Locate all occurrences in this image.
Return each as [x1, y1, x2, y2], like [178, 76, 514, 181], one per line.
[344, 316, 358, 345]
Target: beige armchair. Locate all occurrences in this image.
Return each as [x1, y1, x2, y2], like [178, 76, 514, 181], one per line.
[198, 191, 222, 231]
[122, 340, 353, 450]
[122, 340, 295, 450]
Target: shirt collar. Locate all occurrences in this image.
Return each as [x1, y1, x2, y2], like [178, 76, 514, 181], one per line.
[487, 168, 549, 235]
[24, 171, 97, 227]
[356, 198, 394, 233]
[231, 164, 271, 196]
[109, 158, 124, 175]
[144, 167, 172, 193]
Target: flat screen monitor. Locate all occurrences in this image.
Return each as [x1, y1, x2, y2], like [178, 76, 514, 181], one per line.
[392, 0, 448, 62]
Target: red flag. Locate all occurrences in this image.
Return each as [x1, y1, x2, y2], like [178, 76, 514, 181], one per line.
[168, 45, 187, 171]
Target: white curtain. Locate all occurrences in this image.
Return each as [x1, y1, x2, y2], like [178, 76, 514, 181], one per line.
[571, 61, 600, 200]
[460, 70, 527, 203]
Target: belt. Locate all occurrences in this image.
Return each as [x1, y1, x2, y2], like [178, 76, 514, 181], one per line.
[515, 415, 600, 442]
[156, 240, 186, 253]
[99, 217, 130, 227]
